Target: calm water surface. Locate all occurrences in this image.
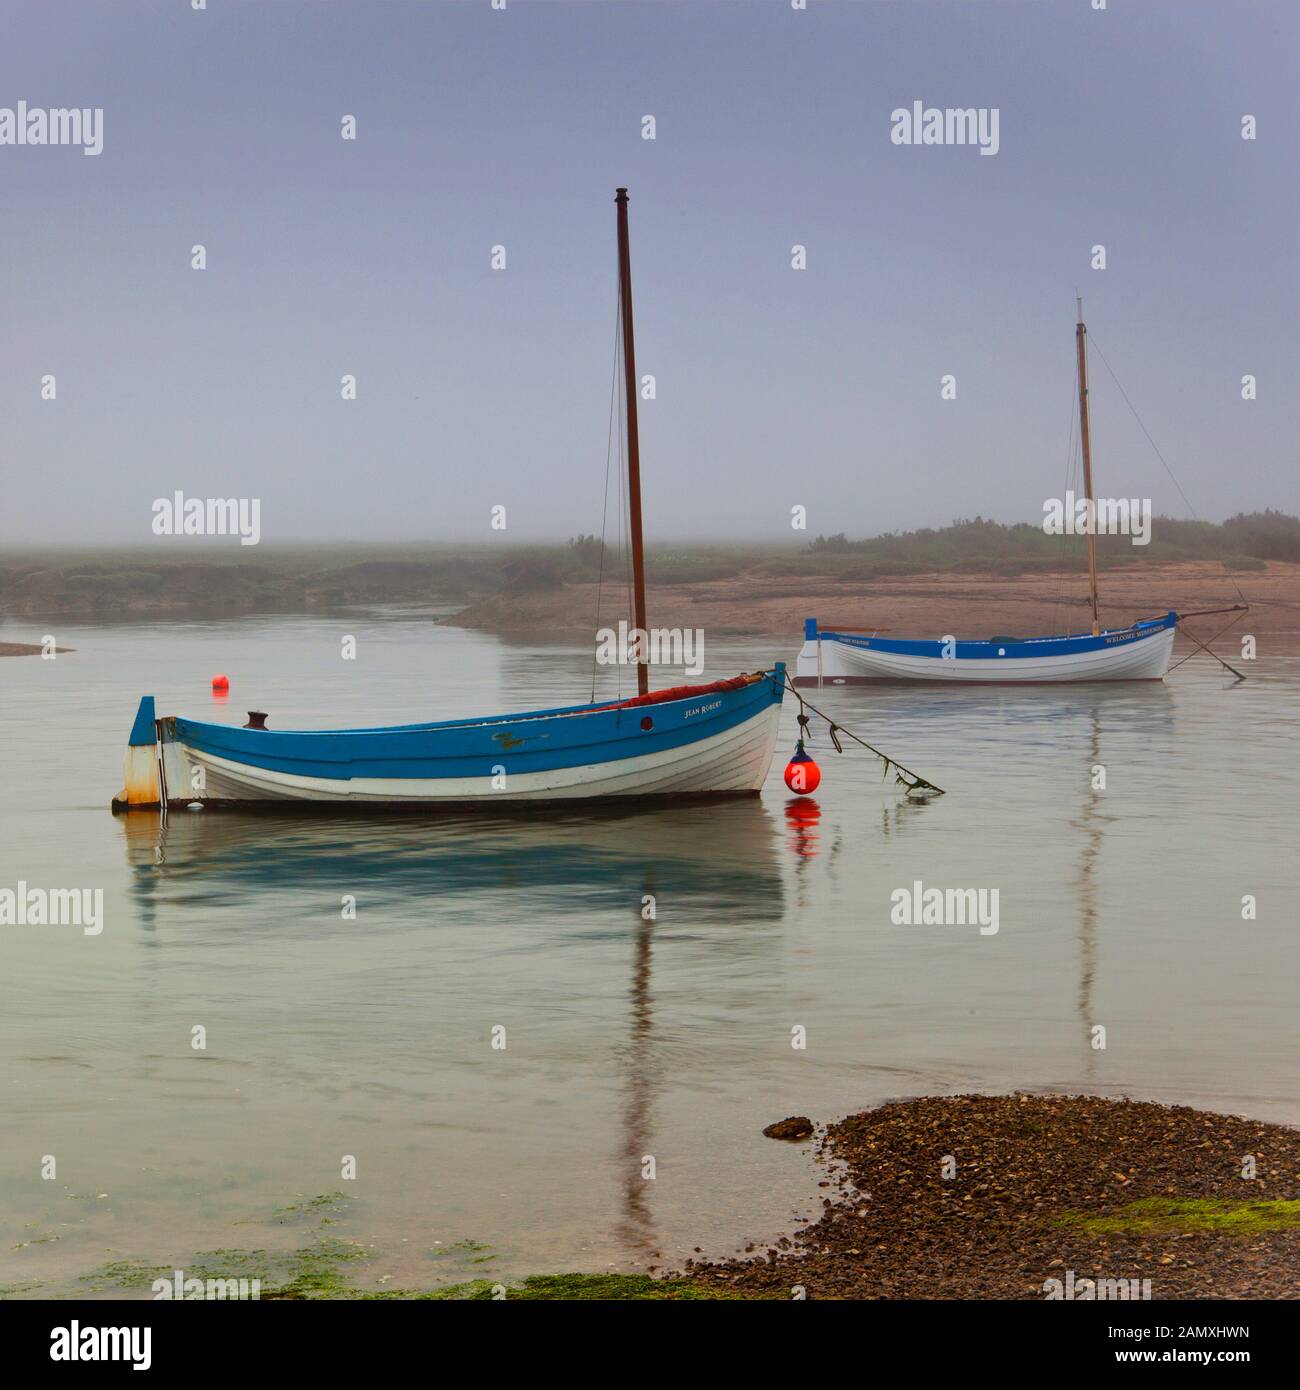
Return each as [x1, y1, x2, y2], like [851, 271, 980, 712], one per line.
[1, 614, 1296, 1296]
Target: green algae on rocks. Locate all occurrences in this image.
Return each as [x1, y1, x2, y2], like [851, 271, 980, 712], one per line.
[422, 1274, 752, 1301]
[1057, 1197, 1300, 1237]
[684, 1094, 1300, 1300]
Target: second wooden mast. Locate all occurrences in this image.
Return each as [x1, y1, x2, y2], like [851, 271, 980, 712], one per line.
[1075, 297, 1101, 637]
[615, 187, 650, 696]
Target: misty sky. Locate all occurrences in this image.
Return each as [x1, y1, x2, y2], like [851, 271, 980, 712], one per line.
[1, 0, 1296, 546]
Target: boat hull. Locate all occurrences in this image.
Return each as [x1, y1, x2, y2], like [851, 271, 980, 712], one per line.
[794, 616, 1176, 685]
[125, 667, 786, 808]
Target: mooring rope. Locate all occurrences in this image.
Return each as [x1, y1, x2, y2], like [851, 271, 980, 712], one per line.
[1164, 603, 1250, 680]
[769, 671, 946, 797]
[1170, 614, 1249, 680]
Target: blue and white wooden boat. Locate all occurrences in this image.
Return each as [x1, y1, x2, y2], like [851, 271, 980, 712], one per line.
[795, 615, 1175, 685]
[113, 675, 785, 808]
[795, 302, 1180, 686]
[112, 189, 786, 810]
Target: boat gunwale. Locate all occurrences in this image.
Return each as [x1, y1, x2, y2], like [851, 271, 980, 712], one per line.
[168, 664, 786, 740]
[813, 613, 1176, 656]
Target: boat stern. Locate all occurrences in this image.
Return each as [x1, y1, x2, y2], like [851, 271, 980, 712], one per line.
[111, 696, 162, 812]
[794, 619, 868, 686]
[794, 619, 822, 686]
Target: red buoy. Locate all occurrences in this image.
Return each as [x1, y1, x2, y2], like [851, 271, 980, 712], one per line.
[783, 740, 821, 795]
[212, 674, 229, 692]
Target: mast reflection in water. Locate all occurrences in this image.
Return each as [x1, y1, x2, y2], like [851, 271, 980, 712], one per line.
[119, 799, 784, 1258]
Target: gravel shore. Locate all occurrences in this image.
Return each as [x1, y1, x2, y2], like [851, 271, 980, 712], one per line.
[683, 1094, 1300, 1300]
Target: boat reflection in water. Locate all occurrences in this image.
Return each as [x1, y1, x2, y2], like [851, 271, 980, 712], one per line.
[117, 799, 783, 1258]
[118, 800, 783, 926]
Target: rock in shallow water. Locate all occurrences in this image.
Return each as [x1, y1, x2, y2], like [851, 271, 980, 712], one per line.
[763, 1116, 814, 1141]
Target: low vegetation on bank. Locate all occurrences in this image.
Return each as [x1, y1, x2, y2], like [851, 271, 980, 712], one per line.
[778, 509, 1300, 579]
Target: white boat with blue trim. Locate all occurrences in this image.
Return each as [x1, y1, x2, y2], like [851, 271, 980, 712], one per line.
[112, 189, 786, 810]
[796, 302, 1180, 687]
[796, 614, 1175, 685]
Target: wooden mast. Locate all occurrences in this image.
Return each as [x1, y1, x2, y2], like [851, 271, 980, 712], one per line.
[615, 187, 649, 696]
[1075, 297, 1101, 637]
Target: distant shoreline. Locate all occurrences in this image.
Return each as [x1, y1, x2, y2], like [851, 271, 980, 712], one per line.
[3, 549, 1297, 647]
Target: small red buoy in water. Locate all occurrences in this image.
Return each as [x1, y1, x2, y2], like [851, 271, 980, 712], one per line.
[783, 739, 821, 795]
[211, 674, 229, 692]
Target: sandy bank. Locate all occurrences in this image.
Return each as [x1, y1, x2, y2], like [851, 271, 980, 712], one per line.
[0, 642, 73, 657]
[446, 560, 1300, 647]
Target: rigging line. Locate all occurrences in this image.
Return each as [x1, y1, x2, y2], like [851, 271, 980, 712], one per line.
[1085, 331, 1201, 521]
[615, 302, 631, 702]
[1054, 356, 1081, 632]
[590, 290, 623, 703]
[1087, 329, 1250, 609]
[624, 412, 633, 615]
[771, 672, 945, 795]
[1065, 364, 1080, 494]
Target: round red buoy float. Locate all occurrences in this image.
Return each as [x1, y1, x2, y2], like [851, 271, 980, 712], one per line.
[783, 740, 820, 795]
[211, 673, 229, 692]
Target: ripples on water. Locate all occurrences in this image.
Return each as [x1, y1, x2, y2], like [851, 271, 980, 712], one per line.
[1, 615, 1296, 1294]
